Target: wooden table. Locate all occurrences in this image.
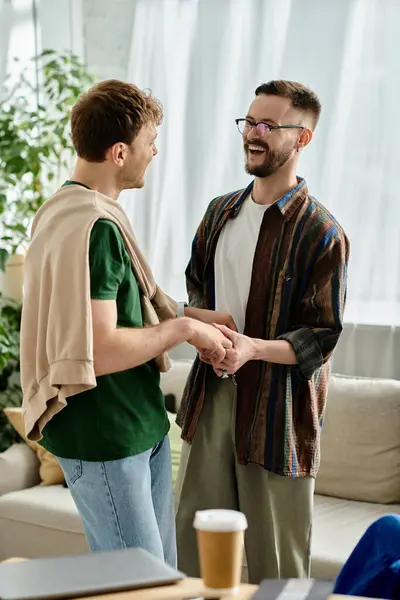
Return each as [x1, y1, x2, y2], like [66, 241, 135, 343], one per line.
[78, 577, 257, 600]
[2, 558, 256, 599]
[2, 558, 370, 600]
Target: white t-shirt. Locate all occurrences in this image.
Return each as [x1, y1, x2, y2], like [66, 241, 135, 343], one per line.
[214, 194, 270, 333]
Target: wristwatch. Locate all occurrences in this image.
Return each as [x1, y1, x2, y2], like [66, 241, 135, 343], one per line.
[176, 302, 188, 318]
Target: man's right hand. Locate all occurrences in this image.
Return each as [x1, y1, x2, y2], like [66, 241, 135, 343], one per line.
[183, 306, 237, 332]
[186, 319, 232, 363]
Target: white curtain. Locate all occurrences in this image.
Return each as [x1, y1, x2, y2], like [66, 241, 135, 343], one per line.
[0, 0, 37, 94]
[0, 1, 15, 87]
[333, 323, 400, 379]
[122, 0, 400, 332]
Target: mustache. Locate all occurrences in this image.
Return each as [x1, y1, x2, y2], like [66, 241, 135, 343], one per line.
[244, 140, 269, 151]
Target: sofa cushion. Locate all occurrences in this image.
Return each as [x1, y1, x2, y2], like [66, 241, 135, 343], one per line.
[4, 408, 65, 486]
[316, 374, 400, 504]
[0, 485, 87, 560]
[0, 484, 82, 533]
[312, 494, 400, 579]
[0, 443, 40, 496]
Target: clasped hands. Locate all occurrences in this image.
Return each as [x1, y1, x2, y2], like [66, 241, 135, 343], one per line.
[197, 314, 255, 377]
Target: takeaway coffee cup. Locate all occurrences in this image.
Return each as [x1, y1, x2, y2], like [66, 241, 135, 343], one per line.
[194, 509, 248, 594]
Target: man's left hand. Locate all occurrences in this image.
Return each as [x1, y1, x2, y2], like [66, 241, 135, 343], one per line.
[200, 324, 256, 375]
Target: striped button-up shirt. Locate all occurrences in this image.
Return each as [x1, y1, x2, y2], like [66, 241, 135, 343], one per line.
[177, 178, 350, 478]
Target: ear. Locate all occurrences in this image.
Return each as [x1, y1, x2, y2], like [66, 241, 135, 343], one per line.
[109, 143, 127, 167]
[297, 128, 313, 151]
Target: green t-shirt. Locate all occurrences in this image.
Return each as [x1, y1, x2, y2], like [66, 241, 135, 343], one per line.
[40, 214, 169, 461]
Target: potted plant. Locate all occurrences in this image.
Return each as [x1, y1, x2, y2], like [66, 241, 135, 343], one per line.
[0, 49, 95, 300]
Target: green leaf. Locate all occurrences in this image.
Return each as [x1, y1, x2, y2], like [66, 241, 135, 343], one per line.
[0, 249, 9, 272]
[0, 355, 7, 372]
[5, 155, 26, 175]
[4, 223, 27, 234]
[39, 49, 56, 57]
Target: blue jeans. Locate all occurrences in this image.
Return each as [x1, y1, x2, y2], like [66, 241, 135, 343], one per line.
[57, 436, 176, 567]
[334, 515, 400, 599]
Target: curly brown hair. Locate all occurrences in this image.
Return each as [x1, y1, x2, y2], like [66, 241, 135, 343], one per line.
[71, 79, 163, 162]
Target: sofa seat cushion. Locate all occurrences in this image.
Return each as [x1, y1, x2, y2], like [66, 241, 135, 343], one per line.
[0, 485, 82, 533]
[0, 485, 87, 560]
[311, 493, 400, 579]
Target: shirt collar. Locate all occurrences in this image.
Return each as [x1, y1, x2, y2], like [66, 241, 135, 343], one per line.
[227, 177, 308, 221]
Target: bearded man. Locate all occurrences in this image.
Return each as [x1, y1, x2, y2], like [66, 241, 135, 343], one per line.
[175, 80, 350, 583]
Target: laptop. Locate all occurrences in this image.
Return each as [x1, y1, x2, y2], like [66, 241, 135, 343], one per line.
[251, 579, 334, 600]
[0, 547, 185, 600]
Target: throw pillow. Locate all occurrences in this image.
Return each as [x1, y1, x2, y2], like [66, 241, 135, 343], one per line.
[3, 407, 65, 486]
[316, 374, 400, 504]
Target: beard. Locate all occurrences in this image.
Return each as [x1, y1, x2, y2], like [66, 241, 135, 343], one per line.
[244, 141, 294, 178]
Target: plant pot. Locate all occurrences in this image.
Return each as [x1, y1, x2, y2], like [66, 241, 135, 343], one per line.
[3, 253, 25, 302]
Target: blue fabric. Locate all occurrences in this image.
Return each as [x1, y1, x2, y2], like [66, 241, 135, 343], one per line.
[57, 436, 176, 567]
[334, 515, 400, 599]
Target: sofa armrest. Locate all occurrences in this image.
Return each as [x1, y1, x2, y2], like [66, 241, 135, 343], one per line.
[0, 443, 40, 496]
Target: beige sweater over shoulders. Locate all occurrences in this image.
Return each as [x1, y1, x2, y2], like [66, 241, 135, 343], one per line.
[20, 185, 177, 441]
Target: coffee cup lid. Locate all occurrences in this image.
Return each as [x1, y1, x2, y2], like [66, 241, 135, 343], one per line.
[193, 509, 248, 532]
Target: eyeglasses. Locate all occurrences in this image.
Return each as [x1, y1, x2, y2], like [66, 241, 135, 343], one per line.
[235, 118, 304, 137]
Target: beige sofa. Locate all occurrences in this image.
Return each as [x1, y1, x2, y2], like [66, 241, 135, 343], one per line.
[0, 361, 399, 580]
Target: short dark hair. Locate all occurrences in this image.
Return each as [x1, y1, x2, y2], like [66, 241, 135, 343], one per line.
[255, 80, 321, 129]
[71, 79, 163, 162]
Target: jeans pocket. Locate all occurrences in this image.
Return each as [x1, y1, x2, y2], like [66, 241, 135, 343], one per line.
[58, 458, 83, 485]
